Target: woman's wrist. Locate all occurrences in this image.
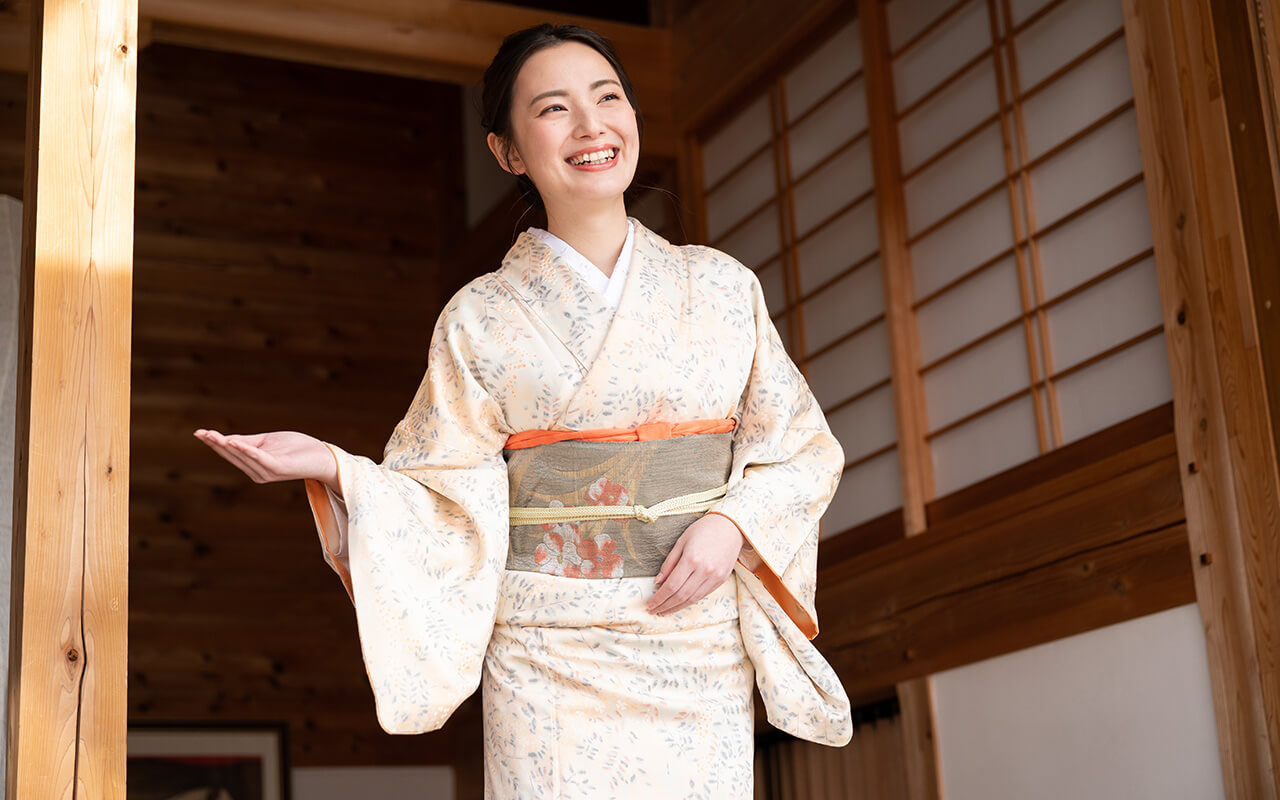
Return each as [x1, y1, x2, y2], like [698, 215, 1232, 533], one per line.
[315, 441, 342, 495]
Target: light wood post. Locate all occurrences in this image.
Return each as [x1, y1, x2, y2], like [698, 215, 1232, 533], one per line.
[8, 0, 137, 797]
[857, 1, 942, 798]
[1123, 0, 1280, 797]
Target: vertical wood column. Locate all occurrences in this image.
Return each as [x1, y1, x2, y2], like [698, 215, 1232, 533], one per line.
[1123, 0, 1280, 797]
[8, 0, 137, 797]
[857, 1, 941, 799]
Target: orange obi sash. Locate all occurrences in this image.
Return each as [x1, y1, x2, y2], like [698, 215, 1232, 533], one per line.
[504, 416, 736, 450]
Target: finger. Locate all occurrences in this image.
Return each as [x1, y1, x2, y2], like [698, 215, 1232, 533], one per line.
[647, 560, 694, 614]
[202, 436, 268, 483]
[654, 537, 684, 585]
[226, 439, 274, 482]
[651, 560, 711, 615]
[662, 574, 719, 616]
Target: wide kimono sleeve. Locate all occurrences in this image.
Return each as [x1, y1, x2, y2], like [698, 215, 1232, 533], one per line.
[705, 258, 853, 746]
[300, 292, 511, 735]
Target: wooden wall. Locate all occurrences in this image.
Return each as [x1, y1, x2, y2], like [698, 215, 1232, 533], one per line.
[3, 35, 682, 772]
[3, 42, 476, 766]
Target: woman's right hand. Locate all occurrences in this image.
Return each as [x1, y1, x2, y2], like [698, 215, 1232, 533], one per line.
[193, 429, 339, 491]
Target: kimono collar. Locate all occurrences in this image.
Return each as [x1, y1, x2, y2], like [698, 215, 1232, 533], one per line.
[494, 215, 691, 379]
[525, 218, 635, 311]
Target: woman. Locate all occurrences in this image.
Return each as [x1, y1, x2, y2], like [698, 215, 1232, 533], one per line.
[196, 23, 852, 798]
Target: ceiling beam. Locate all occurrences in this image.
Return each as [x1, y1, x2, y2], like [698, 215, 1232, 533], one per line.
[0, 0, 678, 155]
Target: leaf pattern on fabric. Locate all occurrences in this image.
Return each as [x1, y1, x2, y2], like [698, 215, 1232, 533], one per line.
[301, 216, 853, 798]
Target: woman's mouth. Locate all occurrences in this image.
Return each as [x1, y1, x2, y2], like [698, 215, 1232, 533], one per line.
[566, 147, 619, 170]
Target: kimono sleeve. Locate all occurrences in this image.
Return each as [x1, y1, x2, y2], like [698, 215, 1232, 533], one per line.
[301, 294, 510, 735]
[706, 264, 845, 641]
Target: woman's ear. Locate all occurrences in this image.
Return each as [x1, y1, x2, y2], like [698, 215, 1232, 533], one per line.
[486, 132, 525, 176]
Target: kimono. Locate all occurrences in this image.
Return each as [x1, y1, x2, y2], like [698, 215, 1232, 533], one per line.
[302, 215, 853, 798]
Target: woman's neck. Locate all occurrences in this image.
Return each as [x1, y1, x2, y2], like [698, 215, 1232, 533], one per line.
[544, 203, 630, 278]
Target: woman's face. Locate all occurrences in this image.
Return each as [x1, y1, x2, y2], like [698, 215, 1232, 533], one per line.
[489, 41, 639, 213]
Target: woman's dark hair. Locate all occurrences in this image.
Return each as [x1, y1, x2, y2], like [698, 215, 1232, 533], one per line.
[480, 24, 645, 211]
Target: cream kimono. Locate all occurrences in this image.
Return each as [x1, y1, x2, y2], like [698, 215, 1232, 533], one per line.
[303, 216, 853, 797]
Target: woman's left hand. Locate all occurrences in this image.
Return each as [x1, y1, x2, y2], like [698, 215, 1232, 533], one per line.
[647, 513, 745, 615]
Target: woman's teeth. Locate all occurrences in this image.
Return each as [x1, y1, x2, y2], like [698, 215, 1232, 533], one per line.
[567, 148, 617, 165]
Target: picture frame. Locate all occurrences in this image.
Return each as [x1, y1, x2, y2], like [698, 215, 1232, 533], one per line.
[126, 719, 291, 800]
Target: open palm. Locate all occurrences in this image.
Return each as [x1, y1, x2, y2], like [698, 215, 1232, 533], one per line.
[194, 428, 333, 486]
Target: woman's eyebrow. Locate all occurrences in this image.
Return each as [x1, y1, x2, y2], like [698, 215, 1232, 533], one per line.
[528, 78, 622, 107]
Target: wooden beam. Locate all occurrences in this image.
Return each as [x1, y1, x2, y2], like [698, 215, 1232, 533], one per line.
[8, 0, 137, 796]
[858, 0, 940, 795]
[0, 0, 678, 155]
[817, 428, 1194, 695]
[1123, 0, 1280, 795]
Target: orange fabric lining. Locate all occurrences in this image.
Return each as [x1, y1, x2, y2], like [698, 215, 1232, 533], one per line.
[303, 442, 355, 605]
[706, 511, 819, 640]
[504, 417, 736, 450]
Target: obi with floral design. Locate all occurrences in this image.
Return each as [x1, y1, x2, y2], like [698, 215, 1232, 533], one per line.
[503, 431, 733, 580]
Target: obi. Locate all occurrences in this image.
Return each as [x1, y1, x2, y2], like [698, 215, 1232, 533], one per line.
[501, 421, 736, 580]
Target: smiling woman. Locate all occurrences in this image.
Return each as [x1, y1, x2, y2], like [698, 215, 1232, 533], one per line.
[194, 21, 852, 800]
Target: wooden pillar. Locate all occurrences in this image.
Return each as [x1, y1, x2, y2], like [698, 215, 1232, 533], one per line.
[1123, 0, 1280, 797]
[857, 1, 941, 798]
[8, 0, 137, 797]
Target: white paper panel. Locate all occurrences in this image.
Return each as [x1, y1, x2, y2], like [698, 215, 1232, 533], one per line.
[802, 260, 885, 355]
[1056, 332, 1173, 445]
[757, 257, 788, 315]
[823, 448, 902, 535]
[788, 79, 868, 177]
[1047, 256, 1163, 372]
[1020, 36, 1134, 161]
[1037, 181, 1153, 299]
[796, 199, 879, 294]
[705, 146, 776, 241]
[911, 189, 1014, 300]
[886, 0, 956, 52]
[899, 59, 1000, 173]
[806, 321, 892, 409]
[917, 255, 1022, 365]
[785, 17, 862, 121]
[931, 395, 1040, 497]
[904, 121, 1006, 237]
[827, 383, 899, 464]
[925, 325, 1032, 431]
[702, 92, 772, 189]
[1017, 0, 1123, 90]
[717, 202, 781, 270]
[775, 310, 794, 355]
[893, 0, 991, 112]
[1028, 108, 1144, 229]
[791, 134, 873, 237]
[1007, 0, 1057, 26]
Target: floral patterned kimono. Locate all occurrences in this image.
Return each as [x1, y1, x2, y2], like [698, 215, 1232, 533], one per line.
[303, 215, 853, 798]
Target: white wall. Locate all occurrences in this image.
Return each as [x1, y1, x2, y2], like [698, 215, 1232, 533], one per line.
[932, 603, 1225, 799]
[293, 765, 454, 800]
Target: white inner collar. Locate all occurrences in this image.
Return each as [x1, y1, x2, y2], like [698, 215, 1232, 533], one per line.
[528, 218, 635, 311]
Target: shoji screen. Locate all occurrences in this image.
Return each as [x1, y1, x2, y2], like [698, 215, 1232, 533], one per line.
[884, 0, 1171, 497]
[699, 15, 900, 536]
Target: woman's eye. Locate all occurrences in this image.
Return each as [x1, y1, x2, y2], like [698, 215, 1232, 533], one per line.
[541, 104, 565, 114]
[601, 93, 619, 101]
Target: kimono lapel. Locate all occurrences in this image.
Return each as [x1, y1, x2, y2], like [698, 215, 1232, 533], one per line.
[558, 218, 690, 426]
[493, 216, 690, 428]
[496, 222, 627, 374]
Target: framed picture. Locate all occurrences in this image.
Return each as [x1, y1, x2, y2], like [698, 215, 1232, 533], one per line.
[127, 720, 291, 800]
